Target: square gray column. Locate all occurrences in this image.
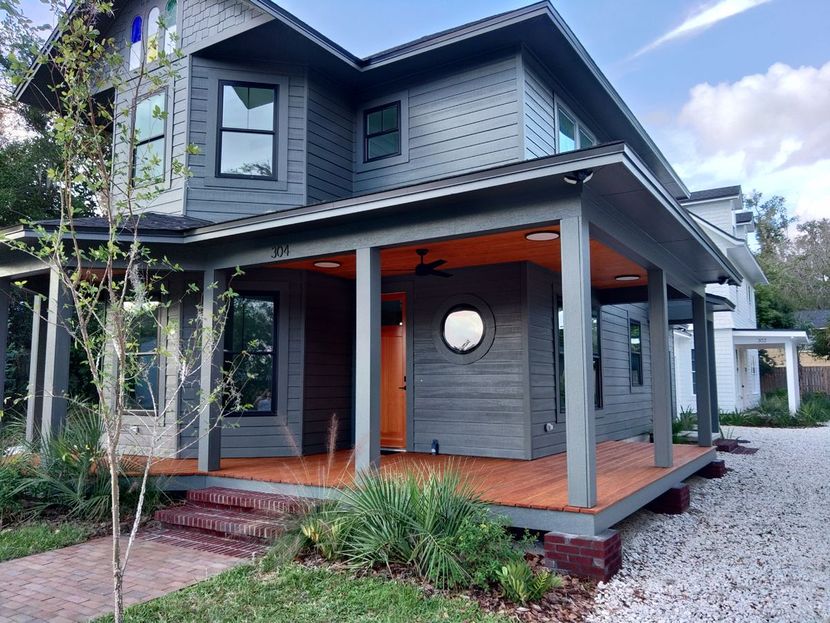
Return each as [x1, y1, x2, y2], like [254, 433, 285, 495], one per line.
[692, 292, 713, 446]
[0, 280, 9, 419]
[354, 247, 381, 472]
[26, 294, 48, 442]
[648, 268, 673, 467]
[198, 268, 226, 472]
[41, 267, 72, 440]
[706, 315, 720, 431]
[559, 215, 597, 508]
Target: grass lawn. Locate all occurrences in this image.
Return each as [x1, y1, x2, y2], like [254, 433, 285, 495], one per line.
[0, 521, 92, 562]
[96, 563, 510, 623]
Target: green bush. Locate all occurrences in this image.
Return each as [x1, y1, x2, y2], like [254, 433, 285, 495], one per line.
[719, 392, 830, 428]
[301, 469, 539, 591]
[0, 458, 27, 526]
[495, 560, 562, 605]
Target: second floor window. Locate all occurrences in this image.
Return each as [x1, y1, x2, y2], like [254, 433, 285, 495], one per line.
[133, 92, 166, 184]
[129, 16, 143, 70]
[364, 101, 401, 162]
[557, 104, 595, 153]
[630, 319, 644, 386]
[218, 81, 277, 179]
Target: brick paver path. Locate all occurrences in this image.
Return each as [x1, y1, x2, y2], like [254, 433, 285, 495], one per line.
[0, 536, 240, 622]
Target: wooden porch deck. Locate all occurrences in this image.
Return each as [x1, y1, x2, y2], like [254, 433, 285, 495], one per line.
[149, 441, 714, 515]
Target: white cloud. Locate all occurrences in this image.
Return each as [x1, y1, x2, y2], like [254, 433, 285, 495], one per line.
[656, 61, 830, 222]
[633, 0, 772, 59]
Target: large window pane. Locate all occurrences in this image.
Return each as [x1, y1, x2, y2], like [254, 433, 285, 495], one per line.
[135, 137, 165, 180]
[630, 320, 643, 386]
[222, 85, 274, 131]
[127, 312, 159, 410]
[579, 128, 595, 148]
[231, 353, 274, 411]
[220, 131, 274, 177]
[367, 132, 400, 160]
[558, 107, 576, 152]
[135, 93, 165, 140]
[230, 296, 274, 352]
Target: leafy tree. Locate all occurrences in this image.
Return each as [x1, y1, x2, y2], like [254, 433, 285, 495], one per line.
[754, 284, 795, 329]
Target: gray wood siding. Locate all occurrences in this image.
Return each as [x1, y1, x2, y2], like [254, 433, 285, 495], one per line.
[522, 57, 556, 159]
[306, 74, 354, 203]
[526, 264, 653, 459]
[410, 263, 529, 459]
[181, 0, 269, 52]
[302, 273, 354, 453]
[185, 57, 307, 222]
[177, 268, 306, 458]
[353, 53, 522, 195]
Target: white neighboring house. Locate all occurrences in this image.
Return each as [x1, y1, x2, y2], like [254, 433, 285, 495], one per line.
[673, 187, 768, 415]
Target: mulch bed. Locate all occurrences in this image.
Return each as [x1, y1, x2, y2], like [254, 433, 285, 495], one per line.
[294, 551, 596, 622]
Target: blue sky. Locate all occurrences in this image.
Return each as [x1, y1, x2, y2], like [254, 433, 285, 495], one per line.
[18, 0, 830, 220]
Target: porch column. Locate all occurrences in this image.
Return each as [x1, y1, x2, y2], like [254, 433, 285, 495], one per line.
[198, 268, 226, 472]
[25, 295, 48, 442]
[706, 314, 719, 432]
[691, 292, 713, 446]
[41, 267, 72, 440]
[0, 280, 8, 418]
[559, 214, 596, 508]
[784, 339, 801, 413]
[648, 269, 672, 467]
[354, 247, 381, 472]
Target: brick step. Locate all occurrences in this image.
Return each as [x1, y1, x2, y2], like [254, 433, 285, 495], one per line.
[154, 504, 290, 542]
[141, 525, 270, 558]
[186, 487, 311, 517]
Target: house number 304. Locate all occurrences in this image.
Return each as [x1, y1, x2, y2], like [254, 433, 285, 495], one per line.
[271, 244, 290, 259]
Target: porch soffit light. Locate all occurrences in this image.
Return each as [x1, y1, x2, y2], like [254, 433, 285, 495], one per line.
[564, 170, 594, 185]
[525, 231, 560, 241]
[313, 260, 341, 269]
[615, 274, 640, 282]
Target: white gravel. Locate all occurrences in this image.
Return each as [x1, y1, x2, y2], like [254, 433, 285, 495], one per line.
[588, 426, 830, 623]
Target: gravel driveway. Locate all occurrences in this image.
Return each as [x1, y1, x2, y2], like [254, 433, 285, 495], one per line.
[589, 425, 830, 623]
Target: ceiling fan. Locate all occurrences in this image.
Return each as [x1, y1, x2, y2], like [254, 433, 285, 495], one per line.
[414, 248, 452, 278]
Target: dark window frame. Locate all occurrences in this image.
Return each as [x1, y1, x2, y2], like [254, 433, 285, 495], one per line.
[216, 80, 279, 181]
[363, 100, 401, 163]
[440, 304, 486, 355]
[223, 290, 280, 417]
[126, 307, 162, 413]
[555, 296, 603, 420]
[131, 90, 167, 186]
[630, 319, 644, 387]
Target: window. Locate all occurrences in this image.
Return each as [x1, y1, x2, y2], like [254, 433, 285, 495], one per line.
[556, 103, 595, 153]
[164, 0, 177, 54]
[442, 305, 485, 354]
[557, 301, 602, 414]
[133, 92, 166, 184]
[147, 7, 160, 62]
[129, 15, 143, 70]
[127, 310, 160, 410]
[218, 81, 277, 179]
[363, 101, 401, 162]
[224, 293, 278, 414]
[630, 320, 644, 386]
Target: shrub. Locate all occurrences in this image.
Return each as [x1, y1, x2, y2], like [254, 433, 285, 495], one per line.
[495, 560, 562, 605]
[719, 392, 830, 428]
[0, 458, 27, 526]
[301, 469, 529, 590]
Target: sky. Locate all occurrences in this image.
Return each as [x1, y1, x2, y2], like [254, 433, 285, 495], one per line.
[17, 0, 830, 222]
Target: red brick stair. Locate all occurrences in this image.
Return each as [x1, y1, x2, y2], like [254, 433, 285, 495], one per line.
[148, 487, 312, 557]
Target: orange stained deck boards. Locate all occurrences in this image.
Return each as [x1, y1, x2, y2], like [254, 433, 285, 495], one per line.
[148, 441, 714, 515]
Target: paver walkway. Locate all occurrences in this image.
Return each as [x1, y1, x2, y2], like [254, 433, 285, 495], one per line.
[0, 535, 240, 622]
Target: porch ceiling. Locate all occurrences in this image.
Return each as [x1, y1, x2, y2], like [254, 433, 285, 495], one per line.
[273, 226, 647, 289]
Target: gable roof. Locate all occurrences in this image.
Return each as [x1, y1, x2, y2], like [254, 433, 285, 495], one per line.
[794, 310, 830, 329]
[682, 186, 742, 203]
[16, 1, 690, 200]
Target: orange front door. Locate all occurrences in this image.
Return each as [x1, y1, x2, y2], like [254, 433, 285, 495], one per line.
[381, 293, 407, 449]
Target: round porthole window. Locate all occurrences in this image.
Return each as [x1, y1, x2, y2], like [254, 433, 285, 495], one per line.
[442, 305, 485, 354]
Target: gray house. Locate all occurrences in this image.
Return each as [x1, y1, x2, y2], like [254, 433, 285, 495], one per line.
[2, 1, 737, 579]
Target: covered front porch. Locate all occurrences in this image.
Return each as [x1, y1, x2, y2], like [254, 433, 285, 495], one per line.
[149, 440, 715, 533]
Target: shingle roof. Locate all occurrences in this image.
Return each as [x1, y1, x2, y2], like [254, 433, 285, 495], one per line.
[39, 212, 212, 233]
[794, 310, 830, 329]
[682, 186, 743, 203]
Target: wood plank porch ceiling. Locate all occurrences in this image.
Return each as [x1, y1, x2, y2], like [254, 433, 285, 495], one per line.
[148, 441, 712, 514]
[272, 227, 647, 289]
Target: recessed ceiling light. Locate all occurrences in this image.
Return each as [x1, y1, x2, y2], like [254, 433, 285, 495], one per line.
[525, 231, 560, 241]
[313, 260, 341, 269]
[615, 274, 640, 282]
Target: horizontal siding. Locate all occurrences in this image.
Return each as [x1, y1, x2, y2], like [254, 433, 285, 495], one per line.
[353, 53, 522, 195]
[522, 57, 556, 160]
[411, 263, 528, 459]
[306, 74, 354, 203]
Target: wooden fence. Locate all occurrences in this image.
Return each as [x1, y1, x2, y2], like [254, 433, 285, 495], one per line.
[761, 366, 830, 395]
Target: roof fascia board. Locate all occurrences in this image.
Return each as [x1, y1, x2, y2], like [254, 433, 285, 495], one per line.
[620, 146, 742, 284]
[681, 194, 741, 207]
